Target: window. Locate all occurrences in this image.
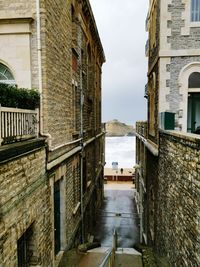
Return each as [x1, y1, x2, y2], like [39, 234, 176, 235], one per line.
[187, 93, 200, 133]
[191, 0, 200, 22]
[189, 72, 200, 88]
[17, 224, 35, 267]
[0, 63, 15, 84]
[72, 81, 79, 131]
[72, 49, 78, 72]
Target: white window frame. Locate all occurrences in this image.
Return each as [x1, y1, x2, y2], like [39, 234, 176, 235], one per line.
[0, 63, 15, 85]
[191, 0, 200, 22]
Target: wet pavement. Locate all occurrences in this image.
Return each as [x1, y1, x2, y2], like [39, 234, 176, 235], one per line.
[59, 182, 141, 267]
[92, 182, 140, 248]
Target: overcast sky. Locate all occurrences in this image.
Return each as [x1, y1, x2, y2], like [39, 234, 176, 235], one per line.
[90, 0, 149, 126]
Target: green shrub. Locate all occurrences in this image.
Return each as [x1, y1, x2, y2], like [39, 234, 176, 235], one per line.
[0, 83, 40, 109]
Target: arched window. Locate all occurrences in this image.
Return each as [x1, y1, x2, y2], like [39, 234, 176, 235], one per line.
[188, 72, 200, 88]
[0, 63, 15, 84]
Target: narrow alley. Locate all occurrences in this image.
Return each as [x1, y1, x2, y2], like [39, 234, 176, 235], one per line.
[93, 182, 140, 248]
[59, 182, 142, 267]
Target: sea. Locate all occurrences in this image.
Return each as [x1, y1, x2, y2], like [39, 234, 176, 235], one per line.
[105, 136, 136, 169]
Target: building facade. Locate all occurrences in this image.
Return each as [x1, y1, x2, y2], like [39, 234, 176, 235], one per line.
[0, 0, 105, 266]
[136, 1, 200, 266]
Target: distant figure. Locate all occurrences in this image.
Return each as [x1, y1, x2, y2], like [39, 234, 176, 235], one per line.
[120, 168, 123, 174]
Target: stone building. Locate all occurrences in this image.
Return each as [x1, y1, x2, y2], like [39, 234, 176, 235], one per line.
[0, 0, 105, 266]
[135, 0, 200, 266]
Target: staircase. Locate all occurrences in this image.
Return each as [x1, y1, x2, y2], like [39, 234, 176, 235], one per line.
[81, 247, 142, 267]
[62, 230, 143, 267]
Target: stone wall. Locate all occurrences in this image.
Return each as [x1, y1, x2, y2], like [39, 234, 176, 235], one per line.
[168, 0, 200, 50]
[159, 0, 200, 131]
[0, 1, 105, 265]
[146, 149, 158, 247]
[155, 131, 200, 266]
[43, 0, 73, 146]
[0, 146, 52, 266]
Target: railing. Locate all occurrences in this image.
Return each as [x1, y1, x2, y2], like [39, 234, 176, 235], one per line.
[99, 229, 117, 267]
[99, 248, 113, 267]
[0, 106, 39, 145]
[136, 121, 148, 138]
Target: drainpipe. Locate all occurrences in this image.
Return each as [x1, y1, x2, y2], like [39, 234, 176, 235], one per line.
[78, 14, 85, 244]
[36, 0, 52, 146]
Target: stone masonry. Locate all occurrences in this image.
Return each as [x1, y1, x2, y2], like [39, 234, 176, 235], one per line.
[0, 142, 52, 266]
[136, 1, 200, 266]
[156, 131, 200, 267]
[0, 0, 105, 266]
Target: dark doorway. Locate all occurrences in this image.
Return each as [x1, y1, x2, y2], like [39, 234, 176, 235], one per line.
[17, 225, 33, 267]
[187, 93, 200, 133]
[54, 181, 61, 255]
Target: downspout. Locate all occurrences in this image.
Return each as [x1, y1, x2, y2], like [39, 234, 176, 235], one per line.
[78, 14, 85, 244]
[36, 0, 52, 146]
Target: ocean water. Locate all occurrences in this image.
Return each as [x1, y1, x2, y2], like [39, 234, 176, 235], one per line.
[105, 136, 136, 169]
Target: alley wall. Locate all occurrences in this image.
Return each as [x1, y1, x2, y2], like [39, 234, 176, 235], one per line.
[156, 131, 200, 266]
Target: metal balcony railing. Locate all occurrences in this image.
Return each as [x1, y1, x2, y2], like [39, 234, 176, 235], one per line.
[0, 106, 39, 145]
[136, 121, 148, 138]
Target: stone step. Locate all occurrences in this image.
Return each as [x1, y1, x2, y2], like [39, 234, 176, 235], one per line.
[115, 247, 142, 256]
[83, 247, 142, 267]
[59, 247, 142, 267]
[78, 252, 107, 267]
[115, 254, 143, 267]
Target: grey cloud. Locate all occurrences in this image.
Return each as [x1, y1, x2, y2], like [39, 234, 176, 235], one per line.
[90, 0, 149, 125]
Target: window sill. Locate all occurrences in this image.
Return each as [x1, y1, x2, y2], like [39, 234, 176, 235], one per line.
[190, 22, 200, 28]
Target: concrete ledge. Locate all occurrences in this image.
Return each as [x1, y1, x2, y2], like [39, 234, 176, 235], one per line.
[0, 17, 33, 24]
[159, 129, 200, 142]
[0, 138, 46, 164]
[135, 132, 159, 156]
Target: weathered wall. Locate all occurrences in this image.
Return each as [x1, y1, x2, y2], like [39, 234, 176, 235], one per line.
[155, 131, 200, 266]
[43, 0, 73, 146]
[0, 1, 105, 265]
[146, 149, 159, 247]
[147, 63, 160, 144]
[148, 0, 160, 68]
[0, 147, 52, 266]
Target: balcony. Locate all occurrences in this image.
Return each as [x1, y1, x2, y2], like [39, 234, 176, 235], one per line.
[136, 121, 147, 138]
[0, 106, 39, 145]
